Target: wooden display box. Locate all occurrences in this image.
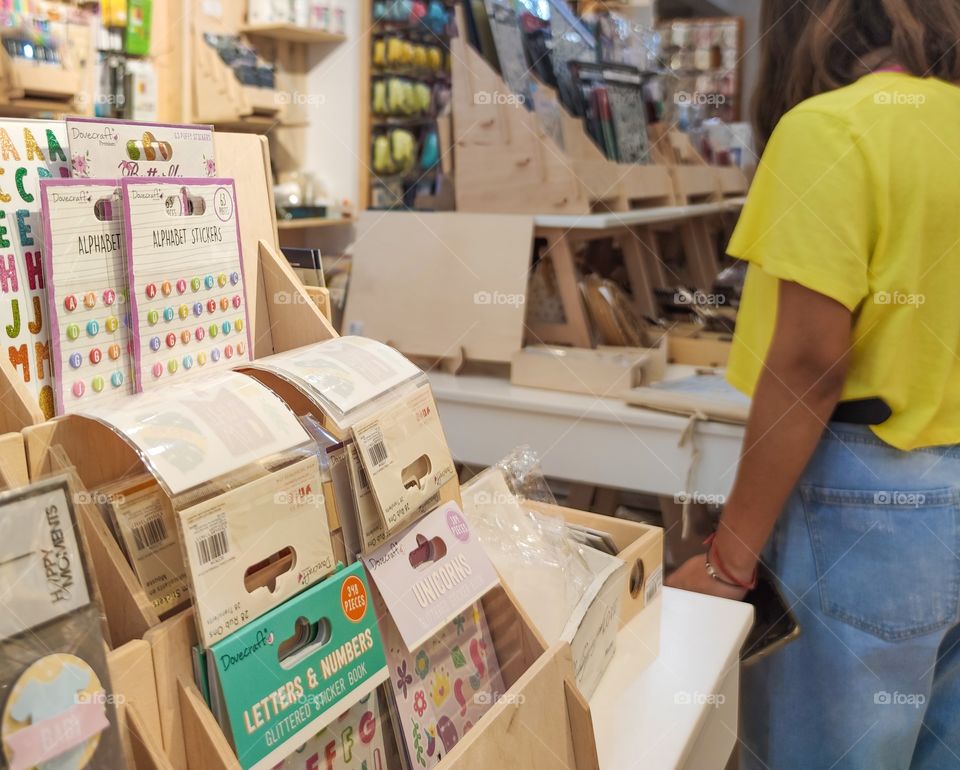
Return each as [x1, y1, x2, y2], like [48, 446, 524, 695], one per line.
[108, 640, 172, 769]
[139, 585, 600, 770]
[667, 324, 733, 368]
[16, 130, 336, 648]
[0, 432, 27, 490]
[510, 341, 668, 398]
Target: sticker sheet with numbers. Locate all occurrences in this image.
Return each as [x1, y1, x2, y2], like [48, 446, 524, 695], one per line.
[40, 179, 134, 414]
[121, 178, 251, 392]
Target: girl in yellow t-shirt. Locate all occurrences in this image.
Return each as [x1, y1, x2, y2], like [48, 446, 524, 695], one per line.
[666, 1, 960, 768]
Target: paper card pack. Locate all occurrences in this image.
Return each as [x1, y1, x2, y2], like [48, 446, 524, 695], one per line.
[246, 337, 422, 422]
[383, 601, 504, 769]
[66, 118, 216, 179]
[0, 119, 71, 418]
[210, 563, 388, 770]
[272, 691, 389, 770]
[0, 478, 127, 770]
[122, 178, 251, 391]
[363, 502, 499, 650]
[352, 385, 456, 533]
[0, 477, 92, 639]
[39, 180, 135, 414]
[100, 476, 190, 615]
[78, 371, 311, 496]
[178, 455, 336, 648]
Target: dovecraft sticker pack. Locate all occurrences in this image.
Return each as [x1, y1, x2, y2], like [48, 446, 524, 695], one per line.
[178, 455, 336, 648]
[382, 602, 504, 770]
[40, 180, 135, 414]
[122, 178, 251, 390]
[209, 563, 388, 770]
[362, 502, 500, 650]
[0, 119, 70, 418]
[78, 371, 312, 497]
[0, 477, 126, 770]
[66, 118, 216, 179]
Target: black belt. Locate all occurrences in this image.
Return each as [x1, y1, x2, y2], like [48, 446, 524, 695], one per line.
[830, 398, 892, 426]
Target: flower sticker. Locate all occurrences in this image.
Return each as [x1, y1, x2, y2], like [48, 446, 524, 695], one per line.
[203, 155, 217, 176]
[396, 659, 413, 699]
[431, 669, 451, 707]
[415, 650, 430, 679]
[71, 151, 91, 177]
[414, 690, 428, 717]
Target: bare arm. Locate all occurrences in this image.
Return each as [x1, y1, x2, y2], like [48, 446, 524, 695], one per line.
[667, 279, 853, 596]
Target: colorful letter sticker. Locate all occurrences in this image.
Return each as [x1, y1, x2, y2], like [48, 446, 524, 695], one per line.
[0, 119, 71, 418]
[40, 180, 134, 414]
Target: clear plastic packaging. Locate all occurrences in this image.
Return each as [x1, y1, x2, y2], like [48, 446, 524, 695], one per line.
[0, 475, 129, 770]
[463, 449, 604, 644]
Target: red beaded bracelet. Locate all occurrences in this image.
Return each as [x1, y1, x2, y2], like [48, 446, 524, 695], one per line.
[704, 533, 758, 591]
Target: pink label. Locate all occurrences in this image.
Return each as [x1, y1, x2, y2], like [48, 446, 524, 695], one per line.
[446, 508, 470, 543]
[6, 697, 109, 770]
[362, 503, 499, 650]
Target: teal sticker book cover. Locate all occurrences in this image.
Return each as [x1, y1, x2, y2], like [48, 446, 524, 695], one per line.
[210, 563, 388, 770]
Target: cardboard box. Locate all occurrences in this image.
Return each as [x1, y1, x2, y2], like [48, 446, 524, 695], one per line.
[511, 343, 668, 397]
[667, 325, 732, 368]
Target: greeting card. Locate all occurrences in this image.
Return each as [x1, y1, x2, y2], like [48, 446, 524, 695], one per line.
[0, 119, 71, 418]
[121, 178, 251, 391]
[383, 602, 504, 769]
[40, 179, 135, 414]
[66, 118, 216, 179]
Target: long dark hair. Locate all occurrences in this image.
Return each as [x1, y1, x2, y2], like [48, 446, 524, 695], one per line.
[753, 0, 960, 148]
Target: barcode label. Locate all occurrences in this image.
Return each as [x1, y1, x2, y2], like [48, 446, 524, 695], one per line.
[132, 515, 168, 552]
[369, 440, 388, 466]
[357, 462, 371, 495]
[196, 529, 229, 565]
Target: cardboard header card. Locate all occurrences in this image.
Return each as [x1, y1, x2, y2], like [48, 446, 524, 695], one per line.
[362, 502, 500, 650]
[77, 371, 311, 496]
[66, 118, 216, 179]
[179, 455, 336, 648]
[210, 562, 388, 770]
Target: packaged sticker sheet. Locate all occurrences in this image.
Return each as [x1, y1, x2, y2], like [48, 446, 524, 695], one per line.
[363, 502, 500, 650]
[209, 563, 388, 770]
[78, 371, 311, 496]
[272, 692, 389, 770]
[99, 475, 191, 616]
[0, 477, 127, 770]
[0, 119, 71, 418]
[122, 178, 251, 391]
[178, 455, 336, 648]
[40, 179, 135, 414]
[66, 118, 216, 179]
[383, 602, 504, 769]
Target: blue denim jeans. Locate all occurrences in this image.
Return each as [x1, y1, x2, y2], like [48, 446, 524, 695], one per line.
[740, 424, 960, 770]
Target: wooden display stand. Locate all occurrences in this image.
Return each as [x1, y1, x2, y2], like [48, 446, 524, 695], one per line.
[451, 34, 675, 217]
[142, 585, 599, 770]
[0, 432, 27, 490]
[0, 14, 94, 117]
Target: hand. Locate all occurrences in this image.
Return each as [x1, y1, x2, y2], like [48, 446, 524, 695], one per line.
[665, 554, 748, 601]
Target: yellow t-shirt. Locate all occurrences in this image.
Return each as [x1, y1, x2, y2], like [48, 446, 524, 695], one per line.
[727, 72, 960, 451]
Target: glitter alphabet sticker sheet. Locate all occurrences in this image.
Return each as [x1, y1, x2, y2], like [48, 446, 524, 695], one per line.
[0, 119, 71, 418]
[121, 178, 251, 391]
[40, 179, 134, 414]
